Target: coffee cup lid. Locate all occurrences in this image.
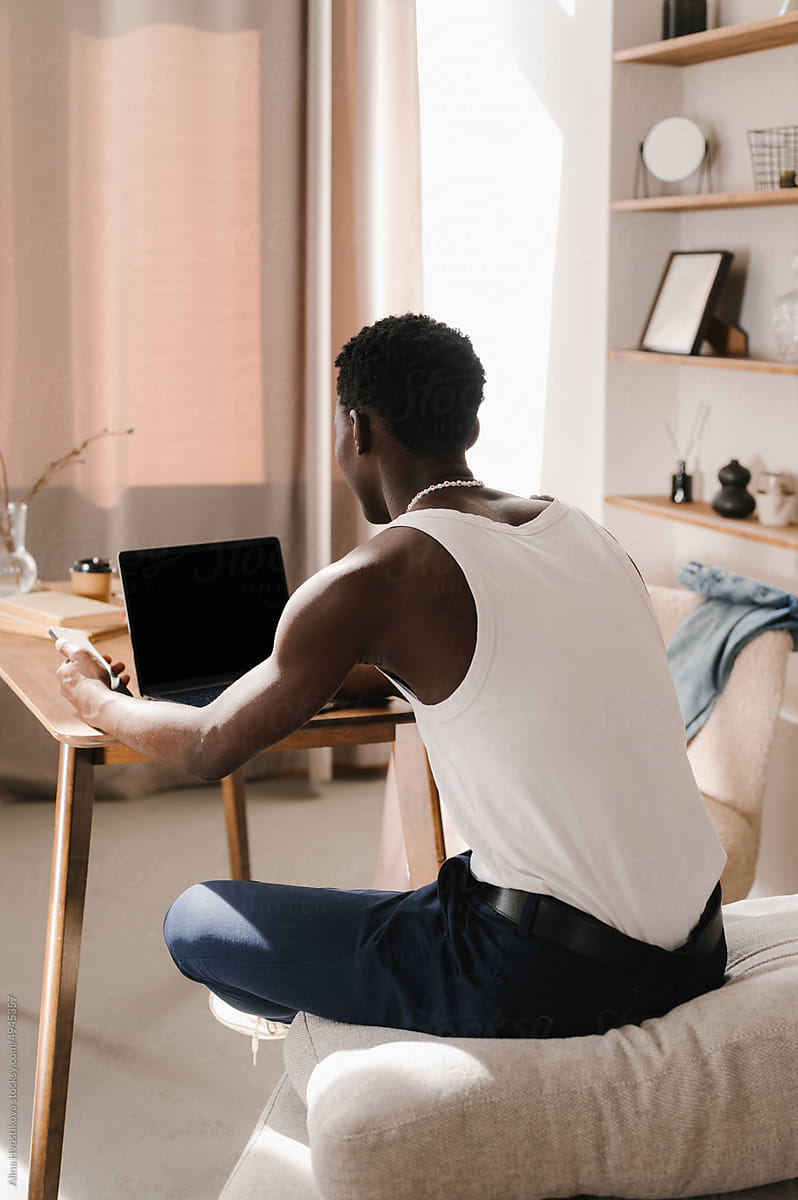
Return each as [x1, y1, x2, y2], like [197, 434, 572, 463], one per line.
[70, 557, 112, 573]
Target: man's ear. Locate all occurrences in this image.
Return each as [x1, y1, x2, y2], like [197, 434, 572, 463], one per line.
[350, 409, 371, 455]
[466, 416, 480, 450]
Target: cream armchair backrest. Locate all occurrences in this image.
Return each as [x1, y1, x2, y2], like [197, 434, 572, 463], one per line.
[647, 584, 792, 902]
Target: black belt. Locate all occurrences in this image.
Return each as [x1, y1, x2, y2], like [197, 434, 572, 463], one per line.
[475, 877, 724, 974]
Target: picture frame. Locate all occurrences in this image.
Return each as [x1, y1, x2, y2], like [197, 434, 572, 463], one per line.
[639, 250, 733, 356]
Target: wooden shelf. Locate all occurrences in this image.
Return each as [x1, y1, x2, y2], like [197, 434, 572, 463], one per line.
[605, 495, 798, 551]
[611, 189, 798, 213]
[608, 349, 798, 375]
[614, 12, 798, 66]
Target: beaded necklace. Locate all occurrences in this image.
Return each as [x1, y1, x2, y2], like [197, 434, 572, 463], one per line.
[405, 478, 485, 513]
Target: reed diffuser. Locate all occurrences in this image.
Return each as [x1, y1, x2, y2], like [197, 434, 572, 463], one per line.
[665, 405, 708, 505]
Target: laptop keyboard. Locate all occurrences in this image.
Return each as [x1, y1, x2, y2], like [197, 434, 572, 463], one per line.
[159, 684, 228, 707]
[157, 688, 388, 711]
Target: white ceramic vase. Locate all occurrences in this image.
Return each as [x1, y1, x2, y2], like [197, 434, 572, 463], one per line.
[0, 502, 38, 596]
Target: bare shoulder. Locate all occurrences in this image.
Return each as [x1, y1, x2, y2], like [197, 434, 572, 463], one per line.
[306, 525, 460, 625]
[329, 524, 432, 576]
[289, 532, 413, 618]
[291, 522, 471, 647]
[366, 522, 463, 580]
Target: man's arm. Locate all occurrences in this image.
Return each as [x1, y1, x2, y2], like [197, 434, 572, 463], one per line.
[56, 551, 389, 781]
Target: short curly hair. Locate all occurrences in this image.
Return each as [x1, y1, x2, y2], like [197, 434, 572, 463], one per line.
[334, 313, 485, 457]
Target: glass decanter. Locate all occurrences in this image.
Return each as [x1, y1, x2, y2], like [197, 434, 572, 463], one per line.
[773, 252, 798, 364]
[0, 502, 39, 596]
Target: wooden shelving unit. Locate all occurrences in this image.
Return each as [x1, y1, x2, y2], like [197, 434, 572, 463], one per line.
[608, 349, 798, 376]
[605, 495, 798, 552]
[608, 13, 798, 559]
[611, 189, 798, 214]
[614, 12, 798, 66]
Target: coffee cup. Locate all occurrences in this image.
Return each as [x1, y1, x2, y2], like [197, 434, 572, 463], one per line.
[70, 557, 113, 602]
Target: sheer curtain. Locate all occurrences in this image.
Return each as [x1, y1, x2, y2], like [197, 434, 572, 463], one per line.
[0, 0, 421, 796]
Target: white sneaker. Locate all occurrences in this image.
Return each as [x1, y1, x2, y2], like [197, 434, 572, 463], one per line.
[208, 991, 291, 1065]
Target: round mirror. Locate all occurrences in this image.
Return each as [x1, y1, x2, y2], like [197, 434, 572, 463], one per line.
[642, 117, 706, 183]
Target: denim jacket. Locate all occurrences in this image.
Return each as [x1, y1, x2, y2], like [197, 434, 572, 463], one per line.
[667, 562, 798, 741]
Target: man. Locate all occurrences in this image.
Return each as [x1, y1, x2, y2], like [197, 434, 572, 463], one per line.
[56, 313, 728, 1039]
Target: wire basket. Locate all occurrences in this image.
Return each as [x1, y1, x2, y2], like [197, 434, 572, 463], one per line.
[748, 125, 798, 190]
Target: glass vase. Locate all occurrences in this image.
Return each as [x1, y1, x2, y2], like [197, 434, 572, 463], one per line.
[0, 502, 39, 596]
[773, 251, 798, 364]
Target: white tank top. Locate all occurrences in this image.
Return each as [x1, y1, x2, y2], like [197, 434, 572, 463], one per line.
[384, 499, 727, 951]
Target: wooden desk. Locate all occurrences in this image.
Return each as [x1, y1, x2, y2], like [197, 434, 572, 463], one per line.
[0, 627, 443, 1200]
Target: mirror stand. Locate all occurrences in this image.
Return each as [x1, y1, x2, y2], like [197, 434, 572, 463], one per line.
[633, 139, 713, 200]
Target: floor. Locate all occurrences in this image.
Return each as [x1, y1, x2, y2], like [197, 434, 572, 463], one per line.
[0, 769, 388, 1200]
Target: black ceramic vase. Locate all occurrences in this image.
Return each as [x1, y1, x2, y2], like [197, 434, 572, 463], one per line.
[711, 459, 756, 518]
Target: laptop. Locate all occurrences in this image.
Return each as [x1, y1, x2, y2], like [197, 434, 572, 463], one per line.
[118, 536, 291, 707]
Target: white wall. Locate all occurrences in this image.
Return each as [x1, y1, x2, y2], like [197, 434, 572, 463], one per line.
[606, 0, 798, 896]
[417, 0, 612, 516]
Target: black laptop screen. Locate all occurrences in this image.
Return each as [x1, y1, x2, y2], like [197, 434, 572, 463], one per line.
[118, 537, 289, 695]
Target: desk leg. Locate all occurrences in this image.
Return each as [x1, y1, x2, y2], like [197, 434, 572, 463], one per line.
[220, 768, 250, 881]
[391, 724, 444, 889]
[28, 744, 95, 1200]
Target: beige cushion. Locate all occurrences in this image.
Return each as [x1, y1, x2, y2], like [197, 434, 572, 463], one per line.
[284, 908, 798, 1200]
[218, 1072, 320, 1200]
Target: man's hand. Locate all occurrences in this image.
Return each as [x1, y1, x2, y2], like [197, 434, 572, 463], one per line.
[55, 639, 130, 728]
[54, 637, 208, 774]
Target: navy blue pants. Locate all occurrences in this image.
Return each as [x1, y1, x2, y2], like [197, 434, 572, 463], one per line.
[162, 851, 727, 1039]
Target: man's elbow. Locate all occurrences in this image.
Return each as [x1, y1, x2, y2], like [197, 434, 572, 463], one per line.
[194, 752, 244, 783]
[193, 756, 228, 783]
[193, 719, 241, 782]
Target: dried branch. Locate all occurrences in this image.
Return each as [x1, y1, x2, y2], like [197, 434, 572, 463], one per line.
[0, 426, 135, 558]
[21, 426, 135, 506]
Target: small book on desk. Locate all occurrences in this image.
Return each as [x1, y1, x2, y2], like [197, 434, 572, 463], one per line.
[0, 589, 126, 640]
